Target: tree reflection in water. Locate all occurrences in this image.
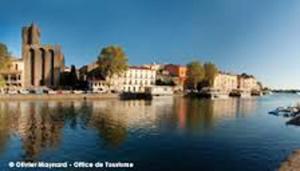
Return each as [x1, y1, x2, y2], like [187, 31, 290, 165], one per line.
[0, 102, 19, 154]
[90, 109, 127, 148]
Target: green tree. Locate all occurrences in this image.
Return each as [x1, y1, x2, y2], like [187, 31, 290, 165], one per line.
[96, 46, 128, 90]
[186, 60, 205, 90]
[69, 65, 78, 87]
[0, 76, 5, 87]
[0, 43, 12, 88]
[59, 65, 79, 89]
[204, 62, 218, 87]
[257, 81, 263, 90]
[0, 43, 11, 70]
[0, 43, 9, 56]
[96, 46, 128, 78]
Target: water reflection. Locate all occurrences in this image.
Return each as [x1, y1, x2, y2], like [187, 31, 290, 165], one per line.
[18, 102, 64, 160]
[174, 98, 257, 131]
[0, 97, 257, 160]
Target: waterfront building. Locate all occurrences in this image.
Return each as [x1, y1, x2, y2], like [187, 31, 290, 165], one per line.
[79, 61, 98, 81]
[89, 79, 108, 92]
[121, 66, 156, 92]
[237, 73, 261, 93]
[154, 64, 187, 91]
[88, 66, 156, 93]
[211, 72, 262, 97]
[213, 72, 238, 94]
[0, 57, 24, 89]
[164, 64, 187, 91]
[22, 23, 65, 88]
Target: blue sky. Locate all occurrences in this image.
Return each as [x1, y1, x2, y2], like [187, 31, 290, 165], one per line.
[0, 0, 300, 89]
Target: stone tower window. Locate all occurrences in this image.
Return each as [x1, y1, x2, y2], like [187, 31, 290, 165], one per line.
[30, 49, 35, 86]
[40, 48, 46, 85]
[49, 49, 55, 86]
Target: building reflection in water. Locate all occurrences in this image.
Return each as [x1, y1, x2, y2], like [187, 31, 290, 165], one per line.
[174, 97, 257, 131]
[0, 97, 257, 160]
[17, 101, 65, 161]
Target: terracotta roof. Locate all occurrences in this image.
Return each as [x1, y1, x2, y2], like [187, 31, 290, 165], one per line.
[129, 66, 152, 70]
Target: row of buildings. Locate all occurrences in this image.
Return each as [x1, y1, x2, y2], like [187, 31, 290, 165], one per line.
[81, 60, 261, 96]
[213, 72, 262, 97]
[0, 23, 262, 96]
[79, 62, 187, 94]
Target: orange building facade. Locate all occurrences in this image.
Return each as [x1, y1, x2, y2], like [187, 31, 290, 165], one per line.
[164, 64, 187, 90]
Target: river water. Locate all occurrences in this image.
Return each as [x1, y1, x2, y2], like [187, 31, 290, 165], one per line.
[0, 94, 299, 170]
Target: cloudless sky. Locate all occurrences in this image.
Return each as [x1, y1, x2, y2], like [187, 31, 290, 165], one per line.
[0, 0, 300, 89]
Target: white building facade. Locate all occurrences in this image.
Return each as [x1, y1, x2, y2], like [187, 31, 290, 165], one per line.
[122, 66, 156, 93]
[88, 66, 156, 93]
[0, 58, 24, 89]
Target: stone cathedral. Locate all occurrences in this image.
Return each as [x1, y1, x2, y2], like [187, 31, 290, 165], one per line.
[22, 23, 65, 88]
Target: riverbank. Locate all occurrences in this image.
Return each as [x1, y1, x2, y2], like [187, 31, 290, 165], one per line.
[0, 93, 184, 101]
[279, 149, 300, 171]
[0, 93, 120, 101]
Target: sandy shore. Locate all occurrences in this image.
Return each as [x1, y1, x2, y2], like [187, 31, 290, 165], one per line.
[0, 93, 120, 101]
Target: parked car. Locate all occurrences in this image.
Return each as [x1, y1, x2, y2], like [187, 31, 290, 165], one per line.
[35, 89, 44, 95]
[28, 89, 36, 94]
[92, 88, 108, 94]
[48, 90, 57, 95]
[8, 90, 18, 95]
[18, 89, 29, 95]
[56, 90, 63, 95]
[73, 90, 84, 94]
[62, 90, 71, 94]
